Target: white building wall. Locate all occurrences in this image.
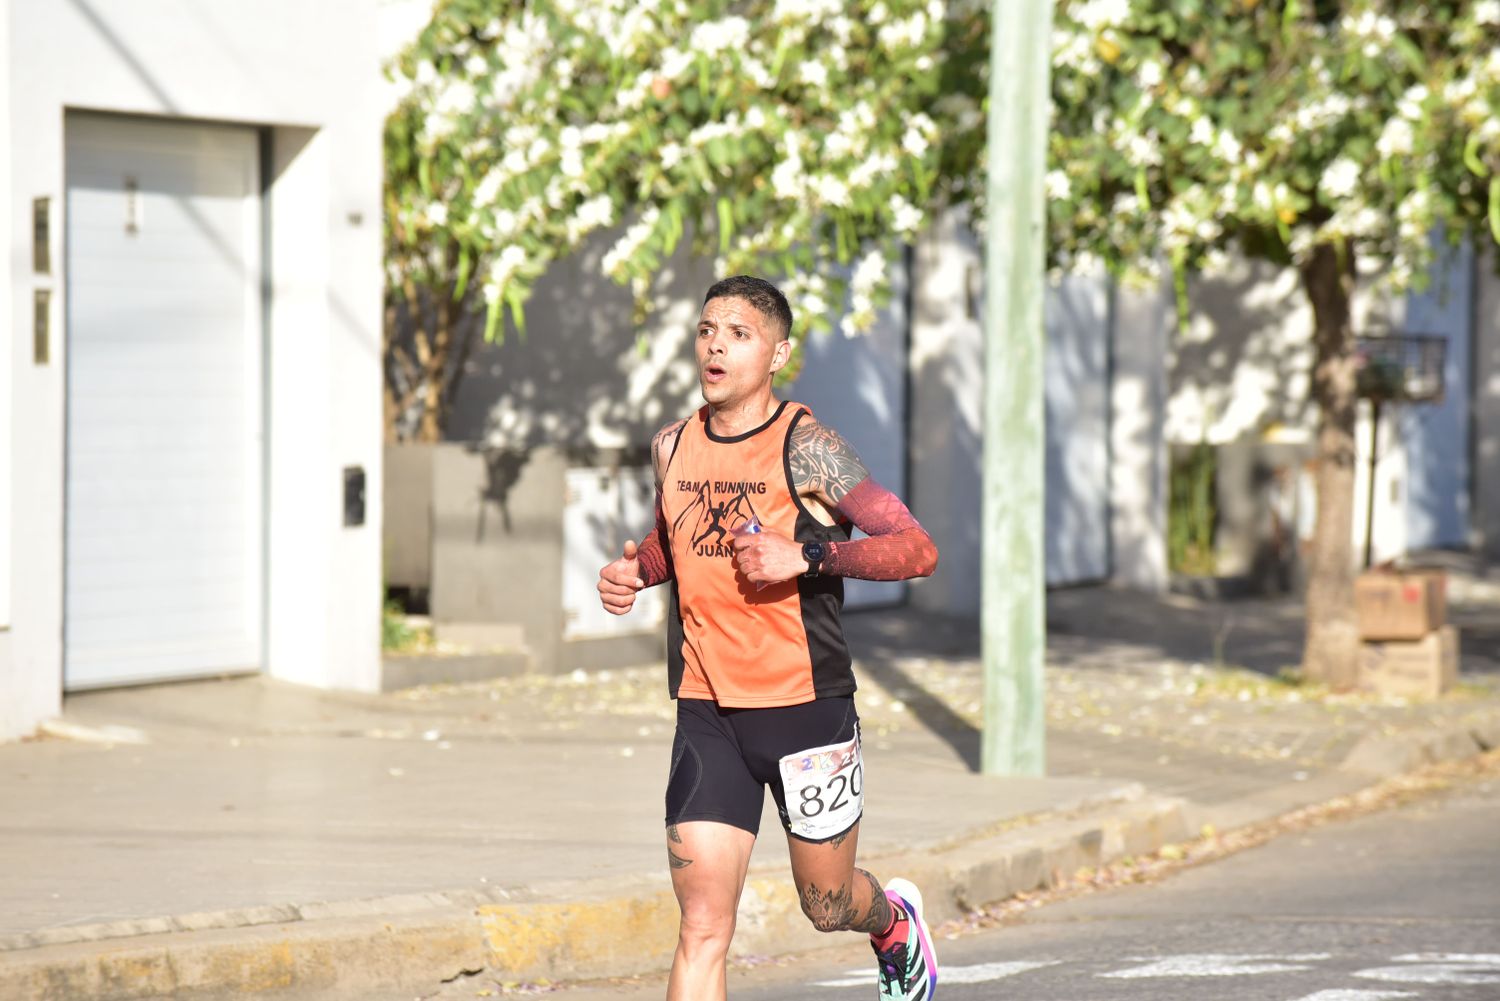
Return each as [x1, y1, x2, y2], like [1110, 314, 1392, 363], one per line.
[2, 0, 384, 740]
[1165, 247, 1476, 569]
[0, 0, 16, 732]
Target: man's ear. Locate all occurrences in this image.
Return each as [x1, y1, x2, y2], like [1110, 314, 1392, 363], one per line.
[770, 337, 791, 373]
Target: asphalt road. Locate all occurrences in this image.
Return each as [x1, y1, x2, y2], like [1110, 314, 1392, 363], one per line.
[543, 759, 1500, 1001]
[166, 760, 1500, 1001]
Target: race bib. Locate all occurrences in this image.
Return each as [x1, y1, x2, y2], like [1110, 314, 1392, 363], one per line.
[779, 729, 863, 841]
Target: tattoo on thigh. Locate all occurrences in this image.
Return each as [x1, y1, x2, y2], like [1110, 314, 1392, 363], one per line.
[829, 828, 851, 849]
[668, 824, 683, 844]
[854, 868, 891, 934]
[800, 881, 860, 932]
[668, 846, 694, 869]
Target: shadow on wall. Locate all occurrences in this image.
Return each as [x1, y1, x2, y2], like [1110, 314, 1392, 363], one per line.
[444, 224, 717, 453]
[1168, 257, 1318, 444]
[1044, 273, 1111, 585]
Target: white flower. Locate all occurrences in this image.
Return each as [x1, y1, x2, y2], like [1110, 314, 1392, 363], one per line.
[689, 16, 750, 56]
[660, 142, 685, 170]
[815, 174, 850, 206]
[1044, 169, 1072, 201]
[565, 194, 615, 243]
[1137, 59, 1163, 89]
[771, 157, 804, 200]
[1477, 1, 1500, 26]
[745, 106, 767, 130]
[1125, 133, 1162, 167]
[849, 151, 897, 188]
[1214, 130, 1242, 162]
[1072, 0, 1131, 31]
[465, 54, 488, 77]
[560, 148, 585, 178]
[1397, 84, 1428, 120]
[473, 170, 504, 207]
[799, 60, 829, 88]
[891, 194, 923, 234]
[601, 207, 661, 277]
[902, 128, 929, 158]
[487, 244, 527, 294]
[825, 131, 856, 159]
[1319, 157, 1362, 201]
[878, 13, 927, 50]
[742, 56, 775, 90]
[1189, 117, 1215, 147]
[423, 202, 448, 228]
[1376, 117, 1414, 158]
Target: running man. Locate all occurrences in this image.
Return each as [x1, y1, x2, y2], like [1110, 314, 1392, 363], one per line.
[598, 275, 940, 1001]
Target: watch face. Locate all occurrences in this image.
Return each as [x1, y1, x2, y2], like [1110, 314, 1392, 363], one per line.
[804, 542, 826, 563]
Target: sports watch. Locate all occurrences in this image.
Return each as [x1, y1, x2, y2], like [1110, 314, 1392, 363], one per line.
[801, 541, 826, 577]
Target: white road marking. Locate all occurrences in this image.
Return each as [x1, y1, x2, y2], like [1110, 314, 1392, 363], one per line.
[1100, 953, 1333, 979]
[1287, 991, 1416, 1001]
[1391, 953, 1500, 964]
[1355, 960, 1500, 985]
[812, 959, 1058, 988]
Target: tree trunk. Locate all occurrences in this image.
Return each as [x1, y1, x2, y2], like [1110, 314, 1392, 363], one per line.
[1298, 240, 1361, 688]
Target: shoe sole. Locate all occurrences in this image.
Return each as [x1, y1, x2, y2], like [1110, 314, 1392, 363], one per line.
[885, 877, 937, 999]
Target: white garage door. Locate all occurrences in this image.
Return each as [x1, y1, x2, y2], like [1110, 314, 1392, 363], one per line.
[64, 114, 264, 690]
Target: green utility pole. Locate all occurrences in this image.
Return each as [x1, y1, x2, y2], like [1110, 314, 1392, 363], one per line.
[980, 0, 1052, 776]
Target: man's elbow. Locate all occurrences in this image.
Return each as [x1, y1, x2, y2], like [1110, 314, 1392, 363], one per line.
[913, 533, 938, 578]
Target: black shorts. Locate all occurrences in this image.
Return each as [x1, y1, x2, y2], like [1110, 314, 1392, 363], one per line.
[665, 695, 861, 842]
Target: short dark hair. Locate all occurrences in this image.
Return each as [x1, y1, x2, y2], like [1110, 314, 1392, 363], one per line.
[702, 275, 793, 340]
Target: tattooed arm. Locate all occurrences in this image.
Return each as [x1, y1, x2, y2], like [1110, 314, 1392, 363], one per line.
[786, 419, 938, 582]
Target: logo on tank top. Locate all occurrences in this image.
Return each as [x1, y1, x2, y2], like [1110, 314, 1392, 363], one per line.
[673, 479, 768, 558]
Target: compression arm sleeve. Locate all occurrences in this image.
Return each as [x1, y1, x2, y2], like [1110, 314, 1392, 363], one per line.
[636, 492, 674, 587]
[822, 478, 939, 581]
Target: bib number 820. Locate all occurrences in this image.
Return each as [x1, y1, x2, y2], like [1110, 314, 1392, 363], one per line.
[779, 732, 864, 840]
[797, 763, 862, 818]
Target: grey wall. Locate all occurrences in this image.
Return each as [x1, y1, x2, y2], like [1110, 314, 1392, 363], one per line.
[443, 226, 712, 452]
[1399, 238, 1475, 550]
[1474, 248, 1500, 559]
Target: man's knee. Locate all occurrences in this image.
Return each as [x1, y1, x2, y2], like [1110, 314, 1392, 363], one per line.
[677, 899, 736, 954]
[799, 882, 857, 933]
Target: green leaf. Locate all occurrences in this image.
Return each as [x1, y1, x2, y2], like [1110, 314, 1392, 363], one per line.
[1464, 133, 1488, 178]
[507, 285, 528, 341]
[1490, 178, 1500, 244]
[717, 197, 734, 254]
[483, 293, 503, 343]
[454, 246, 472, 301]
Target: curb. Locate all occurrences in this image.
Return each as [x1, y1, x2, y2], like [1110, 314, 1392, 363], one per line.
[1338, 719, 1500, 776]
[0, 794, 1190, 1000]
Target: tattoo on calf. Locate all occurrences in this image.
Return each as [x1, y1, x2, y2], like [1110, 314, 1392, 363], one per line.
[800, 881, 860, 933]
[855, 868, 892, 934]
[787, 420, 869, 506]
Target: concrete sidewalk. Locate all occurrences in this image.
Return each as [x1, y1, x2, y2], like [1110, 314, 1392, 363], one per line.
[2, 573, 1498, 1001]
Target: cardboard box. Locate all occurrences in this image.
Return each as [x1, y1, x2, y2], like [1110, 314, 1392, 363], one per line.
[1357, 625, 1460, 699]
[1354, 570, 1447, 640]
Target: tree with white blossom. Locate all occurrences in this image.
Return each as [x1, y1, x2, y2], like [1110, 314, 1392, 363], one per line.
[383, 0, 981, 441]
[386, 0, 1498, 684]
[1045, 0, 1498, 685]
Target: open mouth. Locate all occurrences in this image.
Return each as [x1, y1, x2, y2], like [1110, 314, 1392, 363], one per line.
[703, 363, 728, 384]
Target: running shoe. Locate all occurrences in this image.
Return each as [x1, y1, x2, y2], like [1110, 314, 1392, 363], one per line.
[872, 877, 937, 1000]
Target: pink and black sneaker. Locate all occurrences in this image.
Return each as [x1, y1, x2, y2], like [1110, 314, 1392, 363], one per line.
[871, 877, 938, 1000]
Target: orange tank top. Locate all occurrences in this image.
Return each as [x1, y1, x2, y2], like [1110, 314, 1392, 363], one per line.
[660, 400, 854, 708]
